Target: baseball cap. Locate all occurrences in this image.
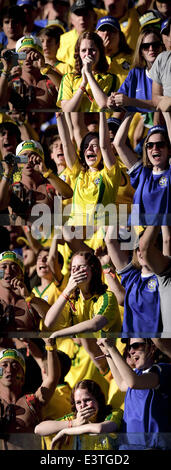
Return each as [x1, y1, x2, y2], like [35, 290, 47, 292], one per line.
[16, 140, 45, 160]
[15, 35, 43, 56]
[0, 250, 24, 273]
[161, 17, 171, 34]
[71, 0, 93, 14]
[96, 16, 121, 32]
[139, 10, 161, 29]
[107, 117, 122, 128]
[17, 0, 34, 5]
[0, 348, 26, 373]
[147, 125, 168, 138]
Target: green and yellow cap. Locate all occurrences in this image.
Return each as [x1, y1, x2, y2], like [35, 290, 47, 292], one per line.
[0, 251, 24, 273]
[0, 349, 26, 373]
[15, 35, 44, 56]
[16, 140, 44, 160]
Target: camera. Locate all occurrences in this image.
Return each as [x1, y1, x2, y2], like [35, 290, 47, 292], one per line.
[0, 269, 4, 279]
[3, 153, 28, 165]
[0, 50, 26, 67]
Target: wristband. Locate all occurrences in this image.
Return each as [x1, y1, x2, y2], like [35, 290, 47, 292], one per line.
[1, 70, 10, 78]
[79, 85, 94, 103]
[45, 344, 57, 351]
[68, 419, 72, 428]
[43, 169, 53, 179]
[102, 264, 111, 270]
[103, 268, 116, 279]
[2, 174, 10, 181]
[62, 292, 70, 301]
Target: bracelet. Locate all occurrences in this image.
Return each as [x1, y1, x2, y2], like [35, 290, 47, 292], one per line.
[43, 169, 53, 179]
[62, 292, 70, 301]
[103, 268, 116, 279]
[102, 264, 111, 270]
[68, 419, 72, 428]
[45, 344, 57, 351]
[1, 70, 10, 78]
[79, 85, 94, 103]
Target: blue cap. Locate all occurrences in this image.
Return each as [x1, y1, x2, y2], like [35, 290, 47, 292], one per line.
[107, 117, 122, 127]
[17, 0, 34, 6]
[96, 16, 121, 32]
[161, 17, 171, 34]
[147, 125, 167, 138]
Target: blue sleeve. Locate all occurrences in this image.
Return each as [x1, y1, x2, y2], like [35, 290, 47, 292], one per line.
[117, 69, 133, 95]
[118, 264, 137, 287]
[128, 162, 143, 189]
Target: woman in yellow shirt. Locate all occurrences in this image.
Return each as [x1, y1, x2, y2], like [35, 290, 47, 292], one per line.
[35, 379, 123, 450]
[44, 249, 121, 338]
[57, 31, 118, 112]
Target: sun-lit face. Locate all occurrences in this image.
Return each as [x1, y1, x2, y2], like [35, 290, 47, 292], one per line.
[97, 27, 120, 56]
[79, 39, 100, 69]
[128, 338, 153, 370]
[71, 255, 92, 285]
[40, 35, 58, 59]
[0, 261, 22, 288]
[0, 359, 24, 387]
[74, 387, 99, 420]
[50, 138, 66, 167]
[83, 135, 102, 170]
[140, 33, 162, 68]
[146, 132, 169, 170]
[36, 250, 52, 279]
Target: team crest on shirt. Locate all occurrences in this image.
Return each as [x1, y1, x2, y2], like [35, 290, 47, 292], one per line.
[147, 279, 157, 291]
[159, 176, 168, 187]
[60, 175, 66, 182]
[94, 177, 100, 185]
[43, 295, 48, 302]
[122, 61, 130, 70]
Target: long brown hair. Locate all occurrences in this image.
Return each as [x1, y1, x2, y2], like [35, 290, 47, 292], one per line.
[71, 380, 112, 421]
[74, 31, 109, 75]
[132, 26, 163, 68]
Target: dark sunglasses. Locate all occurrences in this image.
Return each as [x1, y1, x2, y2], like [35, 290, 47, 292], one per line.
[128, 341, 146, 352]
[146, 141, 166, 150]
[141, 41, 161, 51]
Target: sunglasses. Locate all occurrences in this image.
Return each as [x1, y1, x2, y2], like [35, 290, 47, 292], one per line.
[128, 341, 146, 352]
[146, 141, 166, 150]
[141, 41, 161, 51]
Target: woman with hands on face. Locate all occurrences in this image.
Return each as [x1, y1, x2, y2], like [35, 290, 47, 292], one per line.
[35, 379, 122, 450]
[44, 250, 121, 338]
[57, 31, 119, 112]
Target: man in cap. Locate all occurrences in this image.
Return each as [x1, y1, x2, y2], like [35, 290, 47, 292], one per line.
[0, 250, 50, 332]
[0, 35, 57, 115]
[0, 339, 60, 449]
[3, 138, 73, 225]
[97, 0, 141, 50]
[96, 16, 132, 87]
[56, 0, 102, 68]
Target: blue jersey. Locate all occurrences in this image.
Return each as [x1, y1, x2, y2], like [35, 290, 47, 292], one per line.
[128, 161, 171, 225]
[120, 363, 171, 450]
[117, 67, 152, 112]
[119, 263, 162, 335]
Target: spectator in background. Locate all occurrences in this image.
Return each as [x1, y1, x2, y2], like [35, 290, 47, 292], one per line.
[160, 17, 171, 51]
[0, 5, 26, 50]
[96, 16, 133, 88]
[16, 0, 42, 36]
[56, 0, 99, 68]
[151, 0, 171, 20]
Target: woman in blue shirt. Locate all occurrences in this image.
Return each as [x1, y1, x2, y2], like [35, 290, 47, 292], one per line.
[105, 226, 162, 336]
[97, 337, 171, 450]
[114, 113, 171, 225]
[108, 26, 163, 113]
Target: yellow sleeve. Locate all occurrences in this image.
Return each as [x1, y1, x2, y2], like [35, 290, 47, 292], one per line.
[57, 73, 74, 107]
[93, 290, 121, 334]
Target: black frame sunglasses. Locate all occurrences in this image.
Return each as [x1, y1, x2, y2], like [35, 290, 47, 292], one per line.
[146, 141, 166, 150]
[128, 341, 146, 352]
[141, 41, 161, 51]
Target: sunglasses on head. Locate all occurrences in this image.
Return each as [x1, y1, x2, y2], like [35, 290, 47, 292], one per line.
[141, 41, 161, 51]
[146, 141, 166, 150]
[128, 341, 146, 352]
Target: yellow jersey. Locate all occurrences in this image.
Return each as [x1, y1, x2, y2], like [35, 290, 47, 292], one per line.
[67, 158, 121, 226]
[107, 52, 133, 88]
[57, 71, 119, 112]
[32, 281, 71, 332]
[63, 290, 121, 338]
